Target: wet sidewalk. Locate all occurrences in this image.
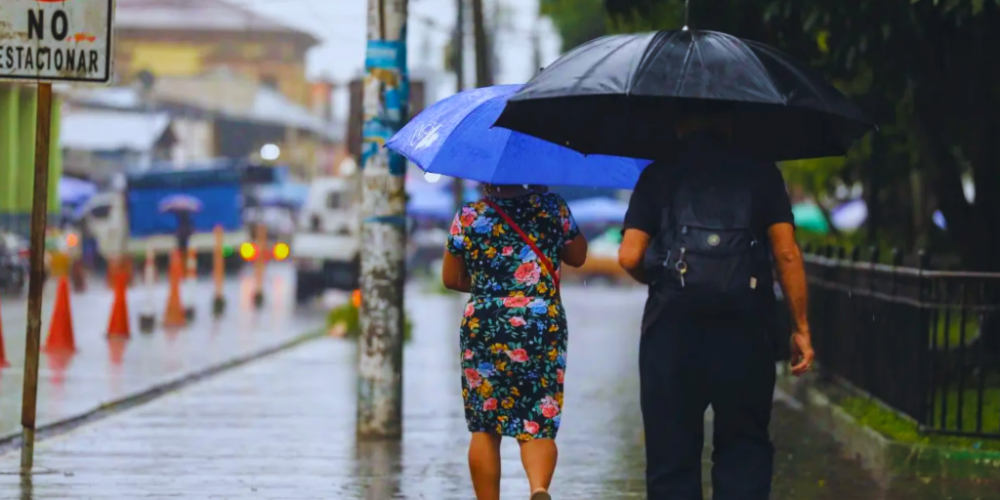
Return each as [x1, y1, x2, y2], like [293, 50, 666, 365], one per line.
[0, 285, 949, 499]
[0, 264, 326, 441]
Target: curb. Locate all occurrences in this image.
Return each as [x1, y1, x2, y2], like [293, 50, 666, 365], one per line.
[776, 372, 1000, 488]
[0, 329, 325, 455]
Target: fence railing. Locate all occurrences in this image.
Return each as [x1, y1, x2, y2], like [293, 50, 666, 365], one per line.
[803, 246, 1000, 439]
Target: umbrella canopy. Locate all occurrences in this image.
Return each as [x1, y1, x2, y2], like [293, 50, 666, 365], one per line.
[792, 203, 830, 234]
[495, 30, 875, 162]
[59, 177, 97, 207]
[158, 194, 203, 213]
[568, 197, 629, 224]
[387, 85, 652, 189]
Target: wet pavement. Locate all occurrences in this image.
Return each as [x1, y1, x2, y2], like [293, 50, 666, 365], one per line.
[0, 264, 326, 440]
[0, 284, 981, 498]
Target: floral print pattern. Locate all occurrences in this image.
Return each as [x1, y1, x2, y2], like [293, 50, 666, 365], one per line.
[448, 192, 580, 441]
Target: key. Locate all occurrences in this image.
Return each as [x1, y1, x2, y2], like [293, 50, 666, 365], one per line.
[675, 261, 688, 288]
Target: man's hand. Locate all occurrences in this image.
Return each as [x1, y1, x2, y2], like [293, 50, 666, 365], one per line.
[789, 332, 815, 376]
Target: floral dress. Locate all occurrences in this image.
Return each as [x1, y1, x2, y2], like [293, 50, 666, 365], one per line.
[447, 192, 581, 441]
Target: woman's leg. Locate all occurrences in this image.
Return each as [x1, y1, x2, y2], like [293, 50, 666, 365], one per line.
[518, 438, 558, 493]
[469, 432, 503, 500]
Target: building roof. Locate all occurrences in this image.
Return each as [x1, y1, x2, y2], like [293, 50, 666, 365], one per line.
[115, 0, 319, 45]
[60, 110, 173, 152]
[61, 82, 342, 142]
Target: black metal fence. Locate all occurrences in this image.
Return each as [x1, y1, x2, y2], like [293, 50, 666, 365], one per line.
[804, 246, 1000, 439]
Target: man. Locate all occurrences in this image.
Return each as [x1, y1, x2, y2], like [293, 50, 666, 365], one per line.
[618, 110, 815, 500]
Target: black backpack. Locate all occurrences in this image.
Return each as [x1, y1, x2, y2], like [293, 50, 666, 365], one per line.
[645, 158, 771, 312]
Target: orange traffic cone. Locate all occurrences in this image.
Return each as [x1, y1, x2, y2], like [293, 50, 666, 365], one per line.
[0, 293, 8, 367]
[163, 250, 187, 328]
[107, 270, 131, 338]
[44, 276, 76, 353]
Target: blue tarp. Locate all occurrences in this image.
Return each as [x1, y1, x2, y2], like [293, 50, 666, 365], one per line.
[128, 184, 243, 237]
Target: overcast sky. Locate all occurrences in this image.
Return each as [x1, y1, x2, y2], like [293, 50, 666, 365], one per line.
[229, 0, 563, 121]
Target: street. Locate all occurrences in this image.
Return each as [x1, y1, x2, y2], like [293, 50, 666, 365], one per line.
[0, 283, 967, 499]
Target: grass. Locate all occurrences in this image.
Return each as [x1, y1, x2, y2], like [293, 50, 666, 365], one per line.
[326, 301, 414, 342]
[840, 388, 1000, 452]
[932, 311, 981, 348]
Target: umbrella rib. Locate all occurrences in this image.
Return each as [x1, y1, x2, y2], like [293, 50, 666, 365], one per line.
[674, 32, 699, 96]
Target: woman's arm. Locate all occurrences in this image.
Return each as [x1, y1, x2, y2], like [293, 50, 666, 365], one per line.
[442, 250, 472, 292]
[561, 236, 588, 268]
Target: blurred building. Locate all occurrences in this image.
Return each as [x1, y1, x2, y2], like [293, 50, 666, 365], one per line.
[59, 70, 342, 181]
[60, 109, 177, 179]
[56, 0, 343, 181]
[114, 0, 320, 108]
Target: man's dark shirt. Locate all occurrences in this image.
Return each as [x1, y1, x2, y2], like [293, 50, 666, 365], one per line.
[624, 136, 794, 241]
[623, 132, 795, 333]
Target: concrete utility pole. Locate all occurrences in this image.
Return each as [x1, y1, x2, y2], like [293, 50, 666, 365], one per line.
[452, 0, 466, 213]
[357, 0, 409, 439]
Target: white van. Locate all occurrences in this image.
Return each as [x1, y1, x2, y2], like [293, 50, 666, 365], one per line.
[292, 177, 361, 303]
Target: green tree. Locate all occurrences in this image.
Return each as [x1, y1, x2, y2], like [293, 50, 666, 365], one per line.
[542, 0, 1000, 271]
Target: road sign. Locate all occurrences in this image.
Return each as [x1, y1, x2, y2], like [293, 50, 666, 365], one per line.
[0, 0, 115, 84]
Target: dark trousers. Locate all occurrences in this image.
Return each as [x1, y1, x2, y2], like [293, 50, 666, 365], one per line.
[640, 303, 776, 500]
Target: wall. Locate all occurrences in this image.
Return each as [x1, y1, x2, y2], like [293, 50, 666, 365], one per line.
[0, 84, 63, 234]
[114, 30, 313, 107]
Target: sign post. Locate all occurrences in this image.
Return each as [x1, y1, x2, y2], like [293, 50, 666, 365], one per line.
[0, 0, 114, 473]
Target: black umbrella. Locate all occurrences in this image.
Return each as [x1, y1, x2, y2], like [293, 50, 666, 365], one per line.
[495, 29, 875, 162]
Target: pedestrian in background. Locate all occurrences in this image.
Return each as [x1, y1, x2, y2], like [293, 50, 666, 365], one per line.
[174, 211, 194, 254]
[442, 184, 588, 500]
[618, 107, 815, 500]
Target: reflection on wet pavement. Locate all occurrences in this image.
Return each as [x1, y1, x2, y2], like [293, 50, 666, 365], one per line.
[0, 284, 989, 498]
[0, 264, 325, 440]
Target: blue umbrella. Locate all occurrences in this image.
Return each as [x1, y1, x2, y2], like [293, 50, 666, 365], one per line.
[568, 197, 629, 224]
[386, 85, 652, 189]
[158, 194, 203, 213]
[59, 177, 97, 207]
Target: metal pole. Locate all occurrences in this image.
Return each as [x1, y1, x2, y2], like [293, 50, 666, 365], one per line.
[357, 0, 409, 439]
[453, 0, 466, 213]
[20, 82, 54, 473]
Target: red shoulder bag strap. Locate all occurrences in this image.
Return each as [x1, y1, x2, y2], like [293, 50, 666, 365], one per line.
[484, 199, 560, 290]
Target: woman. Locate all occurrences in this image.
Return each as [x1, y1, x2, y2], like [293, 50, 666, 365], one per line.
[442, 184, 588, 500]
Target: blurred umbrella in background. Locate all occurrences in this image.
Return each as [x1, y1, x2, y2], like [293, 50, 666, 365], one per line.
[792, 202, 830, 234]
[387, 84, 651, 189]
[407, 187, 479, 221]
[830, 199, 867, 232]
[158, 194, 203, 214]
[568, 197, 629, 225]
[58, 177, 97, 208]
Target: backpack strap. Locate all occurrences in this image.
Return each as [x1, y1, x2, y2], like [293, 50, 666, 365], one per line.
[484, 199, 560, 291]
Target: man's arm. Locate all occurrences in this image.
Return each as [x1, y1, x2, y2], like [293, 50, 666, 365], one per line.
[768, 222, 814, 376]
[619, 229, 651, 284]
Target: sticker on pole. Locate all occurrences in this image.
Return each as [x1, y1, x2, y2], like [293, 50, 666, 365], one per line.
[0, 0, 115, 84]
